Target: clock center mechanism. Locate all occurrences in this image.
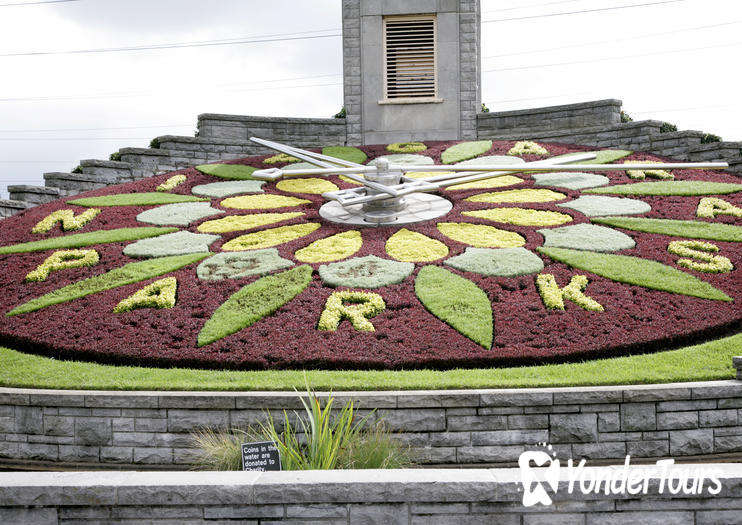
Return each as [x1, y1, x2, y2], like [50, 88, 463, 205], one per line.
[250, 137, 728, 228]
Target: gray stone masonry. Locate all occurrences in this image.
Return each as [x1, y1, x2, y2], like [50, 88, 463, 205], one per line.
[7, 185, 60, 205]
[2, 97, 740, 220]
[0, 199, 33, 218]
[2, 465, 742, 524]
[2, 380, 742, 468]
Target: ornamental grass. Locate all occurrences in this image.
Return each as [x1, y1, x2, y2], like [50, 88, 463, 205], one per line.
[190, 385, 411, 471]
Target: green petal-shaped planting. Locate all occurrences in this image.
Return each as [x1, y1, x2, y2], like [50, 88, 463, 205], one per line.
[0, 227, 178, 255]
[368, 154, 434, 167]
[318, 255, 414, 289]
[322, 146, 368, 165]
[445, 247, 544, 277]
[136, 202, 225, 226]
[6, 253, 210, 316]
[221, 223, 321, 251]
[441, 140, 493, 164]
[537, 247, 732, 302]
[197, 250, 294, 281]
[197, 265, 312, 347]
[538, 224, 635, 252]
[532, 172, 610, 190]
[195, 164, 257, 180]
[592, 217, 742, 242]
[557, 196, 651, 217]
[68, 193, 207, 207]
[549, 150, 633, 165]
[191, 180, 265, 198]
[415, 266, 493, 348]
[584, 181, 742, 196]
[123, 231, 220, 258]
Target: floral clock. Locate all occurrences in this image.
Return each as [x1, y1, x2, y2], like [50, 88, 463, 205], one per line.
[0, 140, 739, 369]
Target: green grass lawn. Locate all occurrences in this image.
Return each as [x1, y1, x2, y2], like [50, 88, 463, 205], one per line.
[0, 332, 739, 391]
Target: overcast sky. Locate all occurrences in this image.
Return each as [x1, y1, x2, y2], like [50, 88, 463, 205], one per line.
[1, 0, 740, 199]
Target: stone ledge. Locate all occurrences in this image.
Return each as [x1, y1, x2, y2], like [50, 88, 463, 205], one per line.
[197, 113, 345, 125]
[6, 185, 60, 195]
[479, 99, 622, 119]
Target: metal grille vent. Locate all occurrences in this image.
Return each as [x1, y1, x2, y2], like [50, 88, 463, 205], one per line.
[384, 16, 437, 100]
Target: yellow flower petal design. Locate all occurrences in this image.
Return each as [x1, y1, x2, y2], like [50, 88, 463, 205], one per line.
[386, 228, 449, 262]
[295, 230, 362, 263]
[448, 175, 525, 191]
[222, 223, 321, 251]
[465, 188, 567, 204]
[437, 222, 526, 248]
[406, 171, 454, 179]
[221, 194, 310, 210]
[197, 212, 305, 233]
[463, 208, 573, 227]
[276, 178, 340, 195]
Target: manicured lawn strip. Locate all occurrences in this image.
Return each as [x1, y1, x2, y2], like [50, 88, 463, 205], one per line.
[415, 266, 493, 349]
[197, 265, 313, 346]
[7, 253, 211, 316]
[0, 227, 178, 254]
[592, 217, 742, 242]
[0, 333, 738, 391]
[195, 164, 257, 180]
[441, 140, 493, 164]
[68, 193, 208, 207]
[537, 247, 732, 302]
[584, 181, 742, 196]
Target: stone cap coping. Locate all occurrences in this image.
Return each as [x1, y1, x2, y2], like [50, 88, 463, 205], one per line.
[477, 120, 666, 141]
[1, 465, 741, 506]
[118, 147, 173, 156]
[1, 380, 739, 409]
[690, 141, 742, 152]
[197, 113, 345, 125]
[80, 159, 132, 169]
[0, 199, 33, 209]
[733, 356, 742, 369]
[479, 99, 623, 119]
[6, 184, 60, 195]
[650, 129, 706, 140]
[43, 172, 106, 183]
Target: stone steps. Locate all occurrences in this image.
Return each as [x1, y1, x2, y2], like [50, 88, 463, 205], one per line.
[7, 185, 60, 205]
[43, 172, 109, 196]
[0, 198, 33, 219]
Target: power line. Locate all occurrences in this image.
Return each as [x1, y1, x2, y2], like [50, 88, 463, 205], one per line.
[483, 20, 741, 59]
[632, 103, 742, 115]
[0, 124, 191, 133]
[483, 0, 584, 14]
[483, 40, 742, 72]
[0, 0, 79, 6]
[483, 0, 686, 23]
[0, 77, 343, 102]
[0, 30, 341, 58]
[0, 137, 151, 141]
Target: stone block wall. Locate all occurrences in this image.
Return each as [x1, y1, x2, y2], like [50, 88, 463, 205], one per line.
[2, 467, 742, 524]
[2, 380, 741, 469]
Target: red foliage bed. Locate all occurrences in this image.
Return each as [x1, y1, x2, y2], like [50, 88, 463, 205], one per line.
[0, 140, 739, 370]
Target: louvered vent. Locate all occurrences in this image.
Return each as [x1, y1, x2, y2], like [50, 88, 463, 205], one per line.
[384, 16, 437, 100]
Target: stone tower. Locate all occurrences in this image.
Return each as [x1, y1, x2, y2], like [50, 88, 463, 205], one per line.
[342, 0, 481, 145]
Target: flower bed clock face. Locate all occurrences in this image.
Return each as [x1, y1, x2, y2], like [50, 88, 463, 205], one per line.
[0, 140, 739, 370]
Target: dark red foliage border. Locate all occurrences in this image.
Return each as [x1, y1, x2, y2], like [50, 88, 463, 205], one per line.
[0, 140, 739, 370]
